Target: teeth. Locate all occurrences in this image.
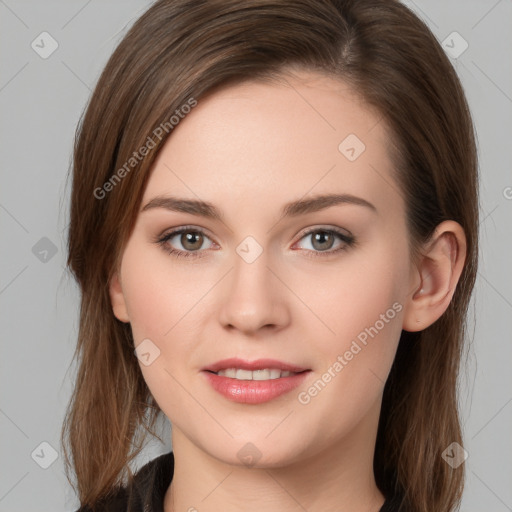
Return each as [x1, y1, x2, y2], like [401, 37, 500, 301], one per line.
[216, 368, 295, 380]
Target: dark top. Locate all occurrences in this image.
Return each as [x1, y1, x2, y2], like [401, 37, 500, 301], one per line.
[76, 451, 403, 511]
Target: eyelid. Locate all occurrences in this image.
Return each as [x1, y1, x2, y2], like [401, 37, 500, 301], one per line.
[294, 224, 353, 241]
[158, 224, 216, 242]
[155, 224, 355, 259]
[157, 224, 352, 243]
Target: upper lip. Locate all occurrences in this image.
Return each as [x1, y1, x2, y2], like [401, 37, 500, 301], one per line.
[202, 358, 309, 373]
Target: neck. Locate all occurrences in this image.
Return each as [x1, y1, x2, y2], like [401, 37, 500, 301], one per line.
[164, 404, 385, 512]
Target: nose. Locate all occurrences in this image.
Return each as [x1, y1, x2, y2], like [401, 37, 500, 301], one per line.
[218, 246, 290, 335]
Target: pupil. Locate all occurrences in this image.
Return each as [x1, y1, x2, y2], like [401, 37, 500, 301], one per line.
[313, 231, 333, 251]
[182, 232, 202, 250]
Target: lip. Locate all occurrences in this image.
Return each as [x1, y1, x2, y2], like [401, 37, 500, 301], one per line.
[202, 371, 311, 404]
[201, 358, 309, 373]
[201, 358, 311, 404]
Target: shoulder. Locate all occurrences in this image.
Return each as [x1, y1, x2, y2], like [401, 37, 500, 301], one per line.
[75, 451, 174, 512]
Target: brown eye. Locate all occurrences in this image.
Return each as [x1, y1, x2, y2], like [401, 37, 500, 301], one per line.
[156, 226, 215, 259]
[180, 231, 204, 251]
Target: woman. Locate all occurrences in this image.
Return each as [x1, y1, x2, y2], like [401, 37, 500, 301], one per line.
[61, 1, 479, 511]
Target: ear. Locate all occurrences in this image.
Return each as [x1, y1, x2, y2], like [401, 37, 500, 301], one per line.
[109, 271, 130, 323]
[402, 220, 467, 332]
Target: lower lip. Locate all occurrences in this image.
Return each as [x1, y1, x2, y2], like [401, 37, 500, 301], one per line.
[202, 370, 311, 404]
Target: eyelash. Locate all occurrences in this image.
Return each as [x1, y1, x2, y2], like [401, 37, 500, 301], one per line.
[154, 225, 356, 260]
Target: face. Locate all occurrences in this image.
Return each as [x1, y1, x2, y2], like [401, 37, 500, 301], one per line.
[110, 69, 415, 468]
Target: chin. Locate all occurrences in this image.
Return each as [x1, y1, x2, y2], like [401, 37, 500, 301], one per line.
[196, 432, 309, 469]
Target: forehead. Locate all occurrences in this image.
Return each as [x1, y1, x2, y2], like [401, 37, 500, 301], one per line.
[142, 71, 401, 218]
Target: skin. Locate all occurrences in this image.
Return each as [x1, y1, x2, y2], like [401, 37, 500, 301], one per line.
[109, 69, 466, 512]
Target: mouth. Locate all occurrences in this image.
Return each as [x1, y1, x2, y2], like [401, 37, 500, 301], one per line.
[202, 357, 309, 376]
[201, 358, 311, 404]
[205, 368, 303, 380]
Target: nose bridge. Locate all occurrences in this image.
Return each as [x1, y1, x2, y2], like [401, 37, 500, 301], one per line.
[218, 237, 288, 333]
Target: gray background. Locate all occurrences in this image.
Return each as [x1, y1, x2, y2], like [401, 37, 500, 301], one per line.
[0, 1, 511, 510]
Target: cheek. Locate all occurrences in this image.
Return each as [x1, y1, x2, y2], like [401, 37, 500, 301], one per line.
[293, 254, 406, 440]
[119, 245, 207, 406]
[316, 242, 407, 343]
[120, 243, 202, 342]
[305, 240, 407, 394]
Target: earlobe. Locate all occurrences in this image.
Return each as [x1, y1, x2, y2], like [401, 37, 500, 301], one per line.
[402, 221, 466, 332]
[109, 272, 130, 323]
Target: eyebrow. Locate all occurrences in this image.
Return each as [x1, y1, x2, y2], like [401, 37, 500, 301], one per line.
[141, 193, 377, 220]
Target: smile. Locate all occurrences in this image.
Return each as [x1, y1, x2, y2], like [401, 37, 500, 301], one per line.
[212, 368, 298, 380]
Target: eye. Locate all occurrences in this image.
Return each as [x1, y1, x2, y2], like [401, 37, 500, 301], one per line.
[155, 226, 215, 259]
[293, 227, 355, 258]
[155, 225, 356, 260]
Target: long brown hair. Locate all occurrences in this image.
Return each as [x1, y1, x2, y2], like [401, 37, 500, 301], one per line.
[61, 1, 479, 510]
